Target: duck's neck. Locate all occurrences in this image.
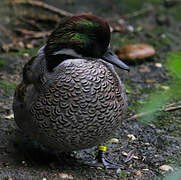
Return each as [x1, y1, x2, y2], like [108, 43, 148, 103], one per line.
[45, 48, 82, 71]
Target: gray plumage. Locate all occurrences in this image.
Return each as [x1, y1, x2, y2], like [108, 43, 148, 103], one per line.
[13, 46, 127, 152]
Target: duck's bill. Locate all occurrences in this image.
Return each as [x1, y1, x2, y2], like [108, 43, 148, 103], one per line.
[103, 49, 129, 71]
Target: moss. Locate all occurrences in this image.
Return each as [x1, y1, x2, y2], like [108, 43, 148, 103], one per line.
[111, 33, 137, 47]
[0, 58, 6, 67]
[9, 47, 39, 57]
[124, 82, 132, 94]
[0, 80, 16, 91]
[160, 5, 181, 22]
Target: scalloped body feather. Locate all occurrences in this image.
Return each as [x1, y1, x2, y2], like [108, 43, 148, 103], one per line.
[13, 47, 127, 152]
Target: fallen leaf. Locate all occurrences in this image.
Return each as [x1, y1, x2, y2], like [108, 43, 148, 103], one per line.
[124, 149, 136, 162]
[122, 150, 139, 162]
[134, 170, 143, 177]
[159, 165, 174, 171]
[145, 79, 157, 83]
[116, 44, 155, 62]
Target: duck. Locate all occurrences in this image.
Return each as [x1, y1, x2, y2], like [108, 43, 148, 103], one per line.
[13, 14, 129, 168]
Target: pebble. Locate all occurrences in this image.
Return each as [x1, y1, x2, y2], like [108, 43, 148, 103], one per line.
[155, 63, 162, 68]
[116, 44, 155, 62]
[127, 134, 136, 141]
[59, 173, 74, 179]
[159, 165, 174, 171]
[108, 138, 119, 144]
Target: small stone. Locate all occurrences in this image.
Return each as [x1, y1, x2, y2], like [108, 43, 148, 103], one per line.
[116, 44, 155, 62]
[23, 53, 30, 58]
[5, 114, 14, 120]
[127, 134, 136, 141]
[108, 138, 119, 144]
[7, 177, 13, 180]
[118, 19, 125, 25]
[2, 44, 9, 52]
[112, 25, 123, 32]
[26, 43, 33, 49]
[156, 14, 170, 26]
[59, 173, 74, 179]
[18, 41, 25, 48]
[142, 168, 149, 171]
[127, 25, 134, 32]
[145, 79, 156, 83]
[159, 165, 174, 171]
[155, 63, 162, 68]
[110, 26, 113, 32]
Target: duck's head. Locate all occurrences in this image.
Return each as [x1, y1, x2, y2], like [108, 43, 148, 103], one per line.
[45, 14, 129, 71]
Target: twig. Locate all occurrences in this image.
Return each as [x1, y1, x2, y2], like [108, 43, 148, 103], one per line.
[163, 105, 181, 112]
[7, 0, 73, 17]
[163, 135, 181, 142]
[126, 104, 181, 121]
[123, 6, 153, 19]
[23, 14, 60, 23]
[16, 28, 51, 39]
[18, 17, 43, 31]
[126, 112, 150, 121]
[0, 24, 17, 43]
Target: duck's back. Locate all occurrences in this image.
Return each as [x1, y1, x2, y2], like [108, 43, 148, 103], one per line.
[13, 57, 127, 152]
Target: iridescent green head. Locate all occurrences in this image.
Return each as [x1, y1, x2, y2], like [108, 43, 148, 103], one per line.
[45, 14, 110, 58]
[45, 14, 129, 71]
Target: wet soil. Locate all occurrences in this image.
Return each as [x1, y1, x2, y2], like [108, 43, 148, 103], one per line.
[0, 0, 181, 179]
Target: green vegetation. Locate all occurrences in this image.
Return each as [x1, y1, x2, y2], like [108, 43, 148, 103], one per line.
[0, 57, 6, 67]
[137, 51, 181, 123]
[9, 47, 39, 57]
[0, 80, 16, 91]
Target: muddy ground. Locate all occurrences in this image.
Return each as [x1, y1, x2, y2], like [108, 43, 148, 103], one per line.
[0, 0, 181, 179]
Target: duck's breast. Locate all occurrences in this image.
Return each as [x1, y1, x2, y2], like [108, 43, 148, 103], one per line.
[15, 58, 127, 152]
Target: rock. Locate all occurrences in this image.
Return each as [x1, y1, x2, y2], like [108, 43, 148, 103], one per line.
[25, 43, 33, 49]
[59, 173, 74, 179]
[159, 165, 174, 171]
[127, 134, 136, 141]
[108, 138, 119, 144]
[115, 44, 155, 62]
[156, 14, 170, 26]
[155, 63, 162, 68]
